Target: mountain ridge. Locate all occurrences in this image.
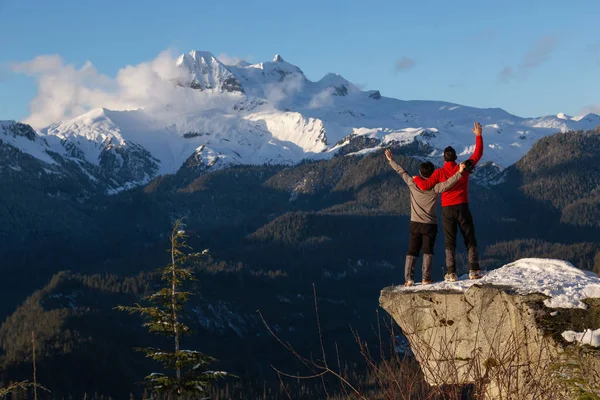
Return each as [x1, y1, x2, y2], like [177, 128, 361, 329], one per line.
[4, 49, 600, 193]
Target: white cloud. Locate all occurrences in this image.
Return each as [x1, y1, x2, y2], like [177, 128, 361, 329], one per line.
[10, 50, 227, 129]
[499, 35, 559, 83]
[395, 56, 416, 72]
[308, 89, 334, 109]
[12, 55, 117, 128]
[499, 66, 515, 83]
[520, 36, 558, 69]
[216, 52, 252, 66]
[12, 55, 65, 74]
[580, 104, 600, 115]
[263, 74, 305, 105]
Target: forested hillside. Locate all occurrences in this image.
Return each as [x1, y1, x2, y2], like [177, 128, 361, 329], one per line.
[0, 127, 599, 398]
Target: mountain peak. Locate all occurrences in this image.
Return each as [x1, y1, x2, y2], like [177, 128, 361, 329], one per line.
[188, 50, 218, 62]
[572, 113, 600, 122]
[176, 50, 244, 93]
[317, 73, 359, 95]
[176, 50, 222, 72]
[319, 73, 350, 84]
[273, 54, 284, 63]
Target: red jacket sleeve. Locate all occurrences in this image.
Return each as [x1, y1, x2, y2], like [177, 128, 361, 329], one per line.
[414, 168, 442, 190]
[469, 135, 483, 165]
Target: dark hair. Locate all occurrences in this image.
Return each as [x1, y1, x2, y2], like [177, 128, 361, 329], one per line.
[419, 161, 435, 178]
[444, 146, 457, 162]
[463, 159, 475, 173]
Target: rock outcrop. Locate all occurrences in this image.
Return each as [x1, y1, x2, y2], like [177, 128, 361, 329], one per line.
[379, 259, 600, 399]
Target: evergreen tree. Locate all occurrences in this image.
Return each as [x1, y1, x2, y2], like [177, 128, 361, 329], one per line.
[117, 220, 226, 398]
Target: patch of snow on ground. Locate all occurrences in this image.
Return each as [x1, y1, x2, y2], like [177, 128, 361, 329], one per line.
[562, 328, 600, 347]
[381, 128, 424, 144]
[344, 147, 381, 157]
[393, 258, 600, 309]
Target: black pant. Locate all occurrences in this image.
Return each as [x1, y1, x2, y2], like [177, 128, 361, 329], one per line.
[407, 222, 438, 257]
[442, 203, 479, 272]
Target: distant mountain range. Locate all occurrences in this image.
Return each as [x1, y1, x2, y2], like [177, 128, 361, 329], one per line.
[2, 50, 600, 195]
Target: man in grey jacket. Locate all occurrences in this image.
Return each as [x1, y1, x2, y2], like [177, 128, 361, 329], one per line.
[385, 149, 465, 286]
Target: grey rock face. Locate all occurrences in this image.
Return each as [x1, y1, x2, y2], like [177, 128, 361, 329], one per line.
[368, 90, 381, 100]
[97, 140, 159, 187]
[380, 284, 600, 399]
[221, 77, 245, 93]
[335, 133, 380, 156]
[469, 161, 505, 186]
[332, 84, 348, 96]
[4, 122, 38, 141]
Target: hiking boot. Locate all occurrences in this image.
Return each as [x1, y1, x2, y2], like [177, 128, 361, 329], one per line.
[422, 254, 434, 284]
[444, 273, 458, 282]
[404, 280, 415, 287]
[469, 270, 483, 280]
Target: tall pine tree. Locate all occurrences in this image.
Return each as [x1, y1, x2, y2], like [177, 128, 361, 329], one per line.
[117, 220, 226, 398]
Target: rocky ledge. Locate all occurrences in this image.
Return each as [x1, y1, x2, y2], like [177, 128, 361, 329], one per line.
[379, 258, 600, 399]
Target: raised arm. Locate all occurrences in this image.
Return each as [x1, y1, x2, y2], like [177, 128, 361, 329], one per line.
[469, 122, 484, 165]
[414, 168, 442, 191]
[433, 164, 465, 194]
[385, 149, 415, 187]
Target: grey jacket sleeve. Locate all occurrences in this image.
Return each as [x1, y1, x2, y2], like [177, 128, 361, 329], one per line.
[388, 159, 417, 189]
[433, 171, 463, 194]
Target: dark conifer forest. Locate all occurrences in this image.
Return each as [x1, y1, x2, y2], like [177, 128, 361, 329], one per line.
[1, 127, 600, 398]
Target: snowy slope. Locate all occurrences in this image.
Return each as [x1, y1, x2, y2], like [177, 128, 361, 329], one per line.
[0, 121, 56, 165]
[14, 49, 600, 192]
[394, 258, 600, 309]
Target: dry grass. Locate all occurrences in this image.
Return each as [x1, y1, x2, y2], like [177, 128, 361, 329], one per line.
[0, 331, 48, 400]
[260, 285, 600, 400]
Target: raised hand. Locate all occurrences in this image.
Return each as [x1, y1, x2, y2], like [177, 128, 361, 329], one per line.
[472, 122, 483, 136]
[459, 162, 466, 173]
[384, 148, 393, 162]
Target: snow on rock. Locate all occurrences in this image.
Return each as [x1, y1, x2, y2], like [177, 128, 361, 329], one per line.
[0, 121, 56, 164]
[245, 111, 328, 153]
[572, 113, 600, 124]
[380, 258, 600, 398]
[176, 50, 244, 93]
[562, 328, 600, 347]
[394, 258, 600, 309]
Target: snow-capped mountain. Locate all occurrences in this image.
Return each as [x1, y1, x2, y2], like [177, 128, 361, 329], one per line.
[4, 50, 600, 193]
[0, 121, 56, 165]
[0, 120, 146, 197]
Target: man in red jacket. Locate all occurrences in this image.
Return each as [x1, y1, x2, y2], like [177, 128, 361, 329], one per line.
[413, 122, 483, 282]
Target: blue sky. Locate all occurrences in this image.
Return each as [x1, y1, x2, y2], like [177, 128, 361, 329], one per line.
[1, 0, 599, 123]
